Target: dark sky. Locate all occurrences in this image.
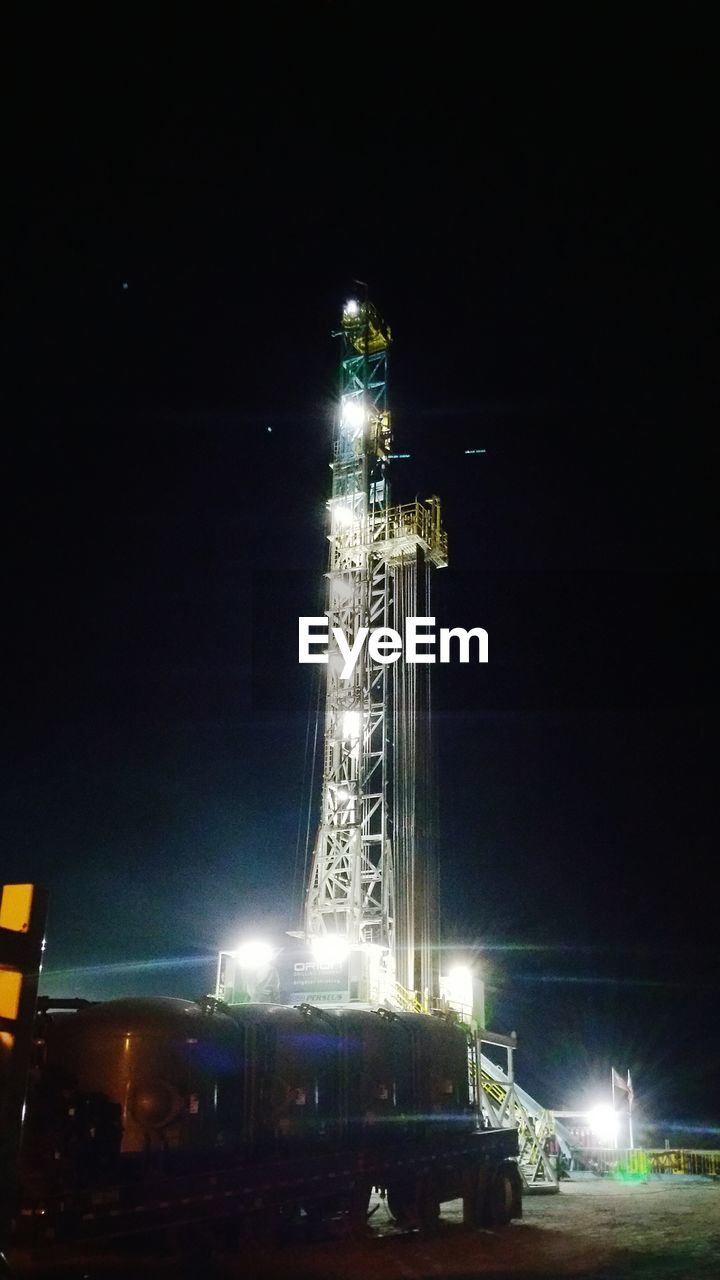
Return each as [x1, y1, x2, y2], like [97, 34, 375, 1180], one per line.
[7, 12, 717, 1128]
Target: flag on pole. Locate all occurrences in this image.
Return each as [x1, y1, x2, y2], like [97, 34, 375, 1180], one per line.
[612, 1067, 635, 1147]
[607, 1064, 625, 1095]
[626, 1070, 634, 1148]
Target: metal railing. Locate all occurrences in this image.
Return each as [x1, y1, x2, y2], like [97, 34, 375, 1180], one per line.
[392, 981, 425, 1013]
[387, 501, 448, 564]
[573, 1148, 720, 1178]
[478, 1065, 558, 1191]
[371, 500, 448, 568]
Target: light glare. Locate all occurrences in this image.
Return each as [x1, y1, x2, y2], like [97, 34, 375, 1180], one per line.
[342, 710, 361, 740]
[443, 964, 474, 1014]
[341, 398, 365, 433]
[331, 500, 356, 528]
[588, 1104, 619, 1146]
[235, 940, 274, 971]
[311, 934, 350, 965]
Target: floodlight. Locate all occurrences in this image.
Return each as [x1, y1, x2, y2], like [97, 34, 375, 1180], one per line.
[341, 398, 365, 433]
[342, 710, 361, 740]
[444, 965, 474, 1013]
[235, 940, 274, 971]
[311, 934, 350, 965]
[331, 500, 355, 527]
[344, 299, 360, 318]
[588, 1104, 619, 1146]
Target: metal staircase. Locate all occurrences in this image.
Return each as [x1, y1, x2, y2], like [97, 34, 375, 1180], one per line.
[477, 1036, 571, 1193]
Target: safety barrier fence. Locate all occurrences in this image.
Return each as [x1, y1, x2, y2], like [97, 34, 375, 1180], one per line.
[573, 1148, 720, 1178]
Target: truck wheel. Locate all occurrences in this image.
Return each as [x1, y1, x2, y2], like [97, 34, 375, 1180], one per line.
[417, 1178, 441, 1235]
[253, 1204, 284, 1245]
[347, 1178, 373, 1238]
[303, 1203, 324, 1242]
[485, 1162, 520, 1227]
[387, 1182, 415, 1228]
[462, 1168, 484, 1228]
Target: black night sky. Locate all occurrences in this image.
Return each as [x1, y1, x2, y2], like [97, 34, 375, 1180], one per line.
[7, 13, 717, 1132]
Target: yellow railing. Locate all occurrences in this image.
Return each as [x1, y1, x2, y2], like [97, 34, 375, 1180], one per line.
[480, 1070, 507, 1107]
[373, 499, 448, 568]
[578, 1148, 720, 1178]
[393, 982, 425, 1013]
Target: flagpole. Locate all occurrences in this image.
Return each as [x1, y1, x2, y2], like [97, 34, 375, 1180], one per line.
[627, 1070, 634, 1149]
[611, 1067, 617, 1148]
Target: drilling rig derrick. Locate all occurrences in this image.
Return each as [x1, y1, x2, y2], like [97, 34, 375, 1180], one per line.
[303, 297, 446, 1009]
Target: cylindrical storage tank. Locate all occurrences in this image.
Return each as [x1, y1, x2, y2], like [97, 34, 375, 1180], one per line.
[323, 1007, 412, 1145]
[48, 997, 245, 1161]
[224, 1003, 340, 1152]
[391, 1012, 473, 1136]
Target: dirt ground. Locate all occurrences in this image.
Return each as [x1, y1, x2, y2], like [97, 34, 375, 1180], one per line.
[11, 1178, 720, 1279]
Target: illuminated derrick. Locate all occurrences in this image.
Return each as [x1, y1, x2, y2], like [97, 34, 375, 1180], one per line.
[303, 298, 447, 1003]
[215, 299, 558, 1195]
[216, 299, 557, 1194]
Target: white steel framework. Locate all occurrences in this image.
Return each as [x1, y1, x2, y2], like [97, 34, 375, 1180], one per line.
[304, 299, 447, 998]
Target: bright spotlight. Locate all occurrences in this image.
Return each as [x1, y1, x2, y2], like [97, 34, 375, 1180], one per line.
[331, 499, 356, 528]
[344, 299, 360, 318]
[341, 398, 365, 433]
[235, 940, 274, 971]
[342, 710, 361, 740]
[442, 965, 474, 1015]
[311, 934, 350, 965]
[587, 1104, 619, 1146]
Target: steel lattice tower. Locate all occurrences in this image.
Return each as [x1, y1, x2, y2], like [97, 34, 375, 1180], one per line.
[304, 298, 447, 1003]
